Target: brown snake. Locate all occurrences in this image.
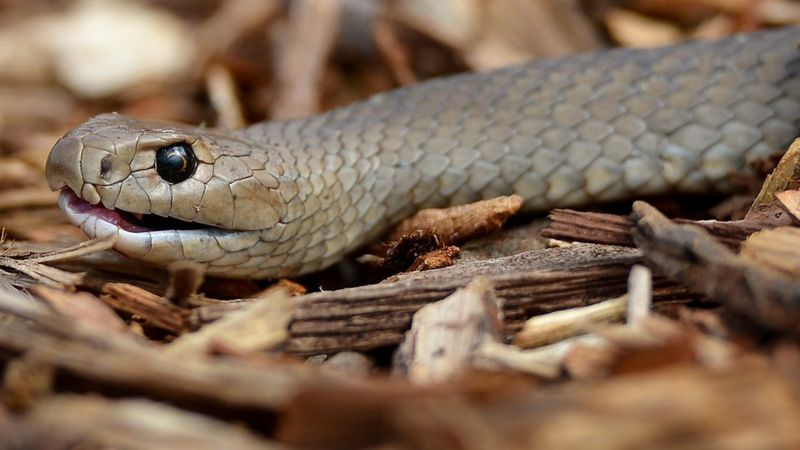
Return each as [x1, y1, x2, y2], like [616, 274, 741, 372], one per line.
[45, 27, 800, 278]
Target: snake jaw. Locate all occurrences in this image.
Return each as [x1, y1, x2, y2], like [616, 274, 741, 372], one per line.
[57, 188, 278, 276]
[47, 115, 312, 277]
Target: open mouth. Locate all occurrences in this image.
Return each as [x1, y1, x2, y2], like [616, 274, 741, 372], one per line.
[60, 190, 205, 233]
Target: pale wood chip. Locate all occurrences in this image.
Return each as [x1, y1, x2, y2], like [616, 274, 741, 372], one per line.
[394, 277, 502, 384]
[775, 189, 800, 223]
[513, 295, 627, 349]
[475, 335, 609, 379]
[627, 265, 652, 325]
[605, 8, 684, 47]
[166, 287, 293, 357]
[205, 64, 245, 129]
[270, 0, 342, 119]
[746, 137, 800, 224]
[741, 227, 800, 277]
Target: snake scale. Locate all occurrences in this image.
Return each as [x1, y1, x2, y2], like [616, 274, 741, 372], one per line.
[45, 26, 800, 278]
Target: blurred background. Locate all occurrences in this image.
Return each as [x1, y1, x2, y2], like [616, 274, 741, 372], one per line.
[0, 0, 798, 244]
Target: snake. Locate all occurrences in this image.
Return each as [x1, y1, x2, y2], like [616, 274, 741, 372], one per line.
[45, 26, 800, 279]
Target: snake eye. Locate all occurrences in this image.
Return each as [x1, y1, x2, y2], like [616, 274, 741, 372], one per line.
[155, 143, 197, 184]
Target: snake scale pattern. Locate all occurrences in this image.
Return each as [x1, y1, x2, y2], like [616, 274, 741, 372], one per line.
[45, 26, 800, 278]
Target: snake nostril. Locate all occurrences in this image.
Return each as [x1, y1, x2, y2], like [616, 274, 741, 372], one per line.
[100, 155, 114, 180]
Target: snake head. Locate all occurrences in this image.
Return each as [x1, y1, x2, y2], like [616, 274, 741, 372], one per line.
[45, 113, 305, 277]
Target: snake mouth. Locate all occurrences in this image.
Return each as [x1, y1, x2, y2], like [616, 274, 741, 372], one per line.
[59, 190, 205, 233]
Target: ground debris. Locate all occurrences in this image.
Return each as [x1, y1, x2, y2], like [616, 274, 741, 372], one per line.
[632, 201, 800, 332]
[362, 195, 522, 273]
[1, 396, 282, 450]
[544, 208, 774, 250]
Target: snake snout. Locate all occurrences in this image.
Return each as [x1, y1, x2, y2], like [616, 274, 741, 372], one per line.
[45, 136, 84, 195]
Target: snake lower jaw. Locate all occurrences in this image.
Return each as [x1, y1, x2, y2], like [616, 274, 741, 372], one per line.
[58, 189, 215, 262]
[57, 190, 295, 278]
[58, 189, 154, 258]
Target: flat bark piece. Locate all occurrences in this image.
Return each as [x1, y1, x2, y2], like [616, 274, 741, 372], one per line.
[166, 287, 293, 357]
[543, 209, 768, 249]
[394, 277, 503, 384]
[632, 200, 800, 331]
[286, 243, 695, 354]
[542, 209, 635, 246]
[100, 283, 189, 334]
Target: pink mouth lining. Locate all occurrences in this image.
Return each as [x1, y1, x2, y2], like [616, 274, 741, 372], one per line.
[63, 190, 152, 233]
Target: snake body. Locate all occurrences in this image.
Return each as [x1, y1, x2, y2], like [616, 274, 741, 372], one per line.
[46, 27, 800, 278]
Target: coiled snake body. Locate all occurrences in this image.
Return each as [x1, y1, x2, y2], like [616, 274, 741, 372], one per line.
[46, 27, 800, 278]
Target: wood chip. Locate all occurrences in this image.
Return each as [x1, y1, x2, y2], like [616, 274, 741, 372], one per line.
[746, 137, 800, 224]
[605, 8, 683, 47]
[741, 227, 800, 276]
[775, 189, 800, 222]
[165, 260, 207, 306]
[394, 277, 502, 384]
[627, 265, 652, 325]
[543, 208, 770, 250]
[166, 287, 293, 357]
[476, 335, 609, 379]
[197, 0, 282, 54]
[100, 283, 189, 334]
[632, 200, 800, 331]
[542, 209, 635, 246]
[513, 295, 627, 349]
[270, 0, 342, 119]
[386, 195, 523, 246]
[205, 64, 245, 129]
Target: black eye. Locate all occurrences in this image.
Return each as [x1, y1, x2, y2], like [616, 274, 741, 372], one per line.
[156, 143, 197, 183]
